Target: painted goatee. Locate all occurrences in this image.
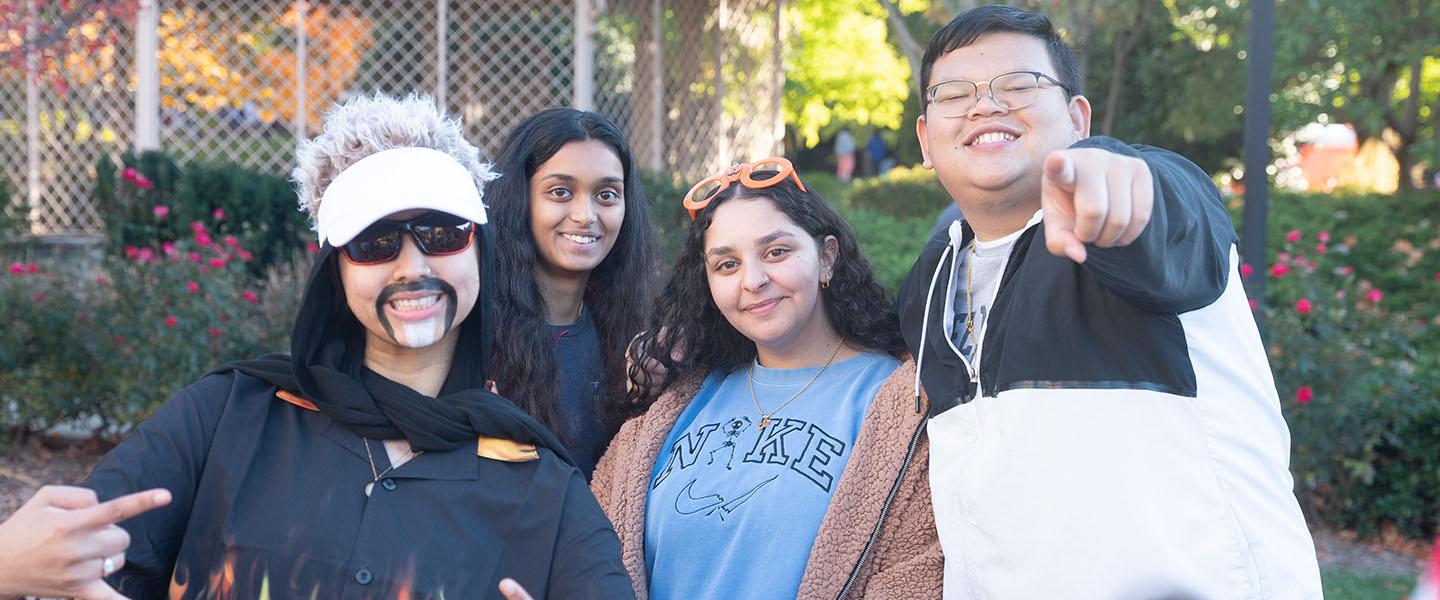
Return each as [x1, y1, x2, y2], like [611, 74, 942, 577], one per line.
[374, 278, 459, 347]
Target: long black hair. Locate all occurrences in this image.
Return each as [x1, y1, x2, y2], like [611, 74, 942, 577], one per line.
[628, 172, 906, 401]
[488, 108, 657, 445]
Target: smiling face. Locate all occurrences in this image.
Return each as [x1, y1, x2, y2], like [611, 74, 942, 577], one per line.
[703, 198, 838, 359]
[339, 210, 480, 354]
[917, 32, 1091, 213]
[528, 139, 626, 283]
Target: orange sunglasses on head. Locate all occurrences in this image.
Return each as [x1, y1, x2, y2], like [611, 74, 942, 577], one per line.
[682, 157, 807, 219]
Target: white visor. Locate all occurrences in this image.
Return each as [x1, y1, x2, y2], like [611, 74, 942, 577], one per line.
[316, 147, 489, 247]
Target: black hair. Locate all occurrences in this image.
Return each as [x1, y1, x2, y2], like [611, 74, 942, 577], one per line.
[487, 108, 658, 446]
[919, 5, 1083, 102]
[628, 173, 907, 400]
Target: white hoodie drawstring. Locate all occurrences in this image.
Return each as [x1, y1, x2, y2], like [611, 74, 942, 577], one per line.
[914, 241, 955, 413]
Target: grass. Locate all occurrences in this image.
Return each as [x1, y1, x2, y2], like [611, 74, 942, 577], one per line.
[1321, 566, 1419, 599]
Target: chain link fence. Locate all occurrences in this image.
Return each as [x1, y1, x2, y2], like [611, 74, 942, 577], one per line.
[2, 0, 784, 237]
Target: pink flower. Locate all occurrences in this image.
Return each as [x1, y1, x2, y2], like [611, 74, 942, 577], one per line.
[137, 248, 154, 262]
[237, 249, 253, 262]
[219, 313, 232, 323]
[242, 290, 258, 303]
[1294, 298, 1311, 315]
[1338, 266, 1355, 275]
[152, 205, 169, 218]
[1335, 290, 1346, 299]
[162, 241, 176, 255]
[1248, 299, 1258, 312]
[1295, 386, 1312, 404]
[1367, 289, 1383, 303]
[186, 280, 199, 293]
[32, 292, 45, 302]
[209, 327, 223, 338]
[135, 176, 154, 190]
[26, 263, 37, 273]
[1317, 231, 1330, 242]
[1240, 264, 1253, 278]
[195, 232, 212, 247]
[124, 246, 139, 259]
[306, 243, 320, 254]
[1315, 243, 1327, 254]
[213, 208, 226, 221]
[164, 315, 178, 327]
[8, 262, 24, 274]
[1278, 252, 1292, 262]
[188, 252, 202, 263]
[208, 257, 226, 269]
[1434, 272, 1439, 283]
[121, 168, 138, 182]
[190, 221, 205, 233]
[1269, 263, 1290, 278]
[96, 275, 110, 285]
[223, 235, 238, 248]
[1286, 230, 1302, 244]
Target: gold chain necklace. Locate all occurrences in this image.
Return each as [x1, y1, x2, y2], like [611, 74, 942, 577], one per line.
[362, 437, 422, 497]
[749, 337, 845, 430]
[964, 241, 980, 379]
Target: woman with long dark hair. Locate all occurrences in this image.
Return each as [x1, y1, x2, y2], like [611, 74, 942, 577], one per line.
[487, 108, 657, 477]
[592, 158, 941, 599]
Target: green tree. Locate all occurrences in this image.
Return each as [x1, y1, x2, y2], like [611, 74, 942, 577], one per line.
[783, 0, 918, 147]
[1170, 0, 1440, 191]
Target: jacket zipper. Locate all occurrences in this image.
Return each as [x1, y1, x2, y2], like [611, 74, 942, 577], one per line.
[834, 413, 930, 599]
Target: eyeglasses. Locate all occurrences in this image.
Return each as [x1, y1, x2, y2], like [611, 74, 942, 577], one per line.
[926, 71, 1070, 118]
[683, 157, 807, 219]
[340, 212, 476, 265]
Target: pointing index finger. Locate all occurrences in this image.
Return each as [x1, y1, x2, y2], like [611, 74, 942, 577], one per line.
[75, 489, 172, 530]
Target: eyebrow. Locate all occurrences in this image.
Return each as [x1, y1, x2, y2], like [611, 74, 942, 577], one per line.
[705, 230, 796, 259]
[538, 173, 624, 186]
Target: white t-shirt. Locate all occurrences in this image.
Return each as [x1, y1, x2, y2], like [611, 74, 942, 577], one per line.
[944, 224, 1022, 376]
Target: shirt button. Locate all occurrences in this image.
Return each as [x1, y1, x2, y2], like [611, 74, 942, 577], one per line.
[355, 569, 373, 585]
[380, 478, 397, 491]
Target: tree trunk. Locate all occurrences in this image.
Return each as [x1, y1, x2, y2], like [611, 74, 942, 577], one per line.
[1385, 63, 1423, 192]
[879, 0, 924, 97]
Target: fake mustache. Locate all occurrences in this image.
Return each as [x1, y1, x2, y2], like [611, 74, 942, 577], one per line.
[373, 278, 459, 341]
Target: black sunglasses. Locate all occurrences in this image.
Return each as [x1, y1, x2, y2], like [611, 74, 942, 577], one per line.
[340, 212, 476, 266]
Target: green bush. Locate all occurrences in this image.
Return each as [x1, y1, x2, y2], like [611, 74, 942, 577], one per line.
[1253, 195, 1440, 540]
[93, 150, 311, 275]
[833, 206, 933, 293]
[0, 214, 306, 433]
[844, 165, 951, 220]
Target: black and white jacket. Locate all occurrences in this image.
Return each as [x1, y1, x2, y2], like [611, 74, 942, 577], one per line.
[897, 136, 1322, 599]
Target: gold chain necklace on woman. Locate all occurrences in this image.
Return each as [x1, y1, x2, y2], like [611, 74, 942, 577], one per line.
[362, 437, 422, 497]
[749, 337, 845, 430]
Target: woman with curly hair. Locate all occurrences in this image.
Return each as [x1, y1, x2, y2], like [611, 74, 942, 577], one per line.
[486, 108, 657, 478]
[591, 158, 942, 599]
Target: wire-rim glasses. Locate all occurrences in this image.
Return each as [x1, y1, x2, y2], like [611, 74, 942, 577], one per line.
[926, 71, 1070, 118]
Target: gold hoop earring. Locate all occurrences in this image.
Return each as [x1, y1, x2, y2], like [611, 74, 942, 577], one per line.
[821, 278, 830, 289]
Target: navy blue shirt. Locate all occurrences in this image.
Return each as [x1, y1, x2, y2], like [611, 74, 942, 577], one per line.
[551, 308, 609, 479]
[83, 372, 632, 599]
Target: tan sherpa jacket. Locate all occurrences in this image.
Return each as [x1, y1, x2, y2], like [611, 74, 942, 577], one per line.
[591, 358, 943, 599]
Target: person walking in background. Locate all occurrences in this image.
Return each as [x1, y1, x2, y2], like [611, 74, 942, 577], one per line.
[834, 128, 856, 181]
[595, 157, 942, 599]
[901, 6, 1321, 598]
[486, 108, 658, 479]
[867, 130, 890, 177]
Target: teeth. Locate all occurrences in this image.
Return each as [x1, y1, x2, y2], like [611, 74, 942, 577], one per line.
[563, 233, 598, 244]
[968, 132, 1017, 146]
[390, 296, 439, 311]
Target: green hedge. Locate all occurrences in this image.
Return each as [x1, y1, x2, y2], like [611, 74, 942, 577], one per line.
[93, 150, 312, 275]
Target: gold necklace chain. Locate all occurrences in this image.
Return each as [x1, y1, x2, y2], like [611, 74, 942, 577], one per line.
[749, 337, 845, 430]
[964, 241, 980, 378]
[362, 437, 422, 497]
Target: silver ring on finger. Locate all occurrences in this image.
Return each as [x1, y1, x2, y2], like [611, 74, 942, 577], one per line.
[102, 552, 123, 577]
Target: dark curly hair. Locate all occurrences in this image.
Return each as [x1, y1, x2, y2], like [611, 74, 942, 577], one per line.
[488, 108, 657, 446]
[628, 171, 906, 400]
